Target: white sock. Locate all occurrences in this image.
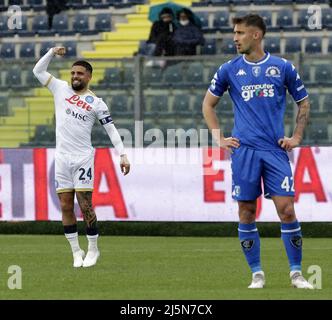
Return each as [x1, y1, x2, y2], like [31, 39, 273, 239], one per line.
[87, 234, 99, 252]
[65, 232, 81, 253]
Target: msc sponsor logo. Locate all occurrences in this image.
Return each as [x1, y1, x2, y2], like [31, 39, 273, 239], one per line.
[241, 84, 275, 102]
[68, 110, 87, 121]
[65, 94, 92, 111]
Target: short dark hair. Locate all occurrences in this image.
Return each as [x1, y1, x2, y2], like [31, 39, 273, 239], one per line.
[72, 60, 93, 74]
[232, 14, 266, 36]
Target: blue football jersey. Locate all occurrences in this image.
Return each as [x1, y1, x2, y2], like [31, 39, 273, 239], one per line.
[208, 52, 308, 151]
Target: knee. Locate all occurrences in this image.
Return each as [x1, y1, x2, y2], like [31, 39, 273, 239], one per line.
[239, 203, 256, 223]
[60, 200, 74, 214]
[279, 202, 295, 222]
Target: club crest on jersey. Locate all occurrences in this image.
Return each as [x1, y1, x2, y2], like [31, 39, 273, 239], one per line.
[265, 66, 281, 77]
[85, 95, 94, 103]
[65, 94, 92, 111]
[252, 66, 261, 77]
[66, 108, 71, 114]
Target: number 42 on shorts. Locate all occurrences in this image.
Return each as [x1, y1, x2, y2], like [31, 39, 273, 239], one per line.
[281, 176, 295, 192]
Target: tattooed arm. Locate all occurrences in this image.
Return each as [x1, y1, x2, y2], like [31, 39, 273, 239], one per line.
[279, 97, 310, 151]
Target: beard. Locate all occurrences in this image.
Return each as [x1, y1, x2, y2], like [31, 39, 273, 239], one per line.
[71, 80, 85, 91]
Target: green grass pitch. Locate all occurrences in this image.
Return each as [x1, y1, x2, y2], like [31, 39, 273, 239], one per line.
[0, 235, 331, 299]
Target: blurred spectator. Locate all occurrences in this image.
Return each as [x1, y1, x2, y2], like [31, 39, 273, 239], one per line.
[173, 9, 205, 56]
[46, 0, 68, 29]
[146, 7, 177, 57]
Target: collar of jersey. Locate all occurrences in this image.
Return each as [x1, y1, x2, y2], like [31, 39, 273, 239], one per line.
[242, 52, 270, 65]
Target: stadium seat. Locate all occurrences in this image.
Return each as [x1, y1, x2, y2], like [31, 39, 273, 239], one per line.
[285, 95, 295, 119]
[315, 64, 332, 84]
[143, 67, 163, 85]
[95, 13, 112, 32]
[0, 96, 8, 116]
[277, 10, 295, 30]
[32, 15, 55, 36]
[328, 37, 332, 53]
[52, 14, 73, 36]
[149, 95, 169, 115]
[202, 39, 217, 55]
[33, 125, 55, 145]
[62, 41, 77, 57]
[192, 94, 205, 115]
[102, 68, 122, 86]
[298, 9, 312, 29]
[264, 37, 281, 54]
[322, 93, 332, 112]
[172, 94, 191, 116]
[305, 37, 322, 54]
[39, 42, 56, 57]
[26, 0, 44, 11]
[322, 8, 332, 29]
[186, 63, 204, 85]
[210, 0, 230, 6]
[196, 12, 209, 29]
[0, 43, 15, 59]
[285, 37, 302, 53]
[20, 43, 35, 58]
[5, 68, 23, 88]
[0, 15, 15, 37]
[232, 0, 251, 5]
[221, 38, 236, 54]
[307, 94, 320, 113]
[309, 122, 329, 144]
[26, 70, 41, 87]
[123, 67, 134, 84]
[73, 14, 97, 35]
[274, 0, 293, 4]
[163, 64, 184, 84]
[217, 94, 233, 116]
[258, 11, 272, 27]
[68, 0, 90, 9]
[109, 95, 131, 115]
[300, 64, 311, 84]
[213, 11, 230, 29]
[88, 0, 110, 9]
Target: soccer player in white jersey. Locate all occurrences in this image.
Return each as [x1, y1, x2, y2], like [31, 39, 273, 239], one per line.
[203, 15, 313, 289]
[33, 47, 130, 268]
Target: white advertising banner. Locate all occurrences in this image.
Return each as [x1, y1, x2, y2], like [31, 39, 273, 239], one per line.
[0, 147, 331, 221]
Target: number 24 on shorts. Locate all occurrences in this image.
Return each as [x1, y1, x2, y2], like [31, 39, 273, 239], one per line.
[281, 176, 295, 192]
[79, 167, 92, 181]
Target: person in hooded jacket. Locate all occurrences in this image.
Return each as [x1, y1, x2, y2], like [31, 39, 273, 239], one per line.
[146, 7, 177, 56]
[173, 9, 205, 56]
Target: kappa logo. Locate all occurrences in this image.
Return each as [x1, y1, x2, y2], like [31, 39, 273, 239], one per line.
[236, 69, 246, 76]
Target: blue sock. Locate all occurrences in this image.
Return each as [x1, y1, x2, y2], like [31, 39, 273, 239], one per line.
[281, 220, 302, 272]
[238, 222, 262, 273]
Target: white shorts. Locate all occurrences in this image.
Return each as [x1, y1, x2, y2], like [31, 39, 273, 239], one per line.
[55, 150, 95, 194]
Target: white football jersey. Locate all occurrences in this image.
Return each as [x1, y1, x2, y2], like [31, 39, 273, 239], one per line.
[46, 76, 113, 155]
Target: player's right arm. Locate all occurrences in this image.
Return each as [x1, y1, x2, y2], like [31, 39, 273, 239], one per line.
[32, 47, 66, 89]
[202, 65, 240, 152]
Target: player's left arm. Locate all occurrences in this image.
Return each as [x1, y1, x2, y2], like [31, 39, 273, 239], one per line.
[279, 97, 310, 151]
[97, 100, 130, 175]
[279, 61, 310, 151]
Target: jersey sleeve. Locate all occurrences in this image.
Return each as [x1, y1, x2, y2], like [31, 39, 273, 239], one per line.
[95, 99, 114, 125]
[208, 64, 229, 97]
[284, 61, 308, 103]
[46, 77, 68, 94]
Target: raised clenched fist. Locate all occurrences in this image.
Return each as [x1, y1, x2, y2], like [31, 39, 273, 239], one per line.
[53, 47, 66, 56]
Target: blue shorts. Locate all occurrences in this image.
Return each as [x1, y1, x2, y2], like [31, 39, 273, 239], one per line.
[231, 146, 295, 201]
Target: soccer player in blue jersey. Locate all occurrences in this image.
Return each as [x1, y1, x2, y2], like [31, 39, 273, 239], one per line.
[203, 14, 313, 289]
